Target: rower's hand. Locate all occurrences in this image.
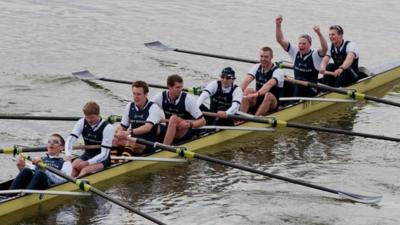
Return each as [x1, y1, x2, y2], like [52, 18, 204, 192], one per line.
[16, 157, 25, 170]
[31, 157, 42, 165]
[275, 15, 283, 25]
[75, 161, 89, 170]
[313, 25, 321, 34]
[216, 111, 228, 119]
[244, 92, 259, 99]
[65, 156, 73, 162]
[319, 66, 326, 76]
[333, 68, 344, 77]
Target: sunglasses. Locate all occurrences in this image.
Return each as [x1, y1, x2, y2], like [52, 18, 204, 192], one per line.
[48, 139, 61, 145]
[221, 75, 233, 80]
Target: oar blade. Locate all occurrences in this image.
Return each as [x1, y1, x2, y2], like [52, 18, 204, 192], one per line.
[72, 70, 98, 80]
[144, 41, 175, 51]
[338, 191, 382, 204]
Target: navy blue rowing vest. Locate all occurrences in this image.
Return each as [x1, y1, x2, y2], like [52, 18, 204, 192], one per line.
[255, 64, 282, 100]
[40, 154, 64, 170]
[210, 81, 238, 112]
[82, 119, 108, 156]
[128, 100, 158, 141]
[162, 91, 193, 119]
[330, 41, 359, 74]
[293, 50, 319, 83]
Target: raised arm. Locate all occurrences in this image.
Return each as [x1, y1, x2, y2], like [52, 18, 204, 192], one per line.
[314, 25, 328, 56]
[275, 15, 289, 51]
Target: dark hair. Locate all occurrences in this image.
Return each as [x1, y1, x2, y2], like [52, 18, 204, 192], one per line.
[132, 80, 149, 94]
[50, 133, 65, 146]
[83, 101, 100, 116]
[329, 25, 344, 35]
[167, 74, 183, 87]
[299, 34, 312, 44]
[260, 46, 273, 58]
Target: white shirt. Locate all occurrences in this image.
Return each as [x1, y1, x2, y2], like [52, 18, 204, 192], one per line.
[152, 91, 203, 119]
[248, 63, 285, 88]
[196, 80, 243, 115]
[326, 40, 359, 59]
[65, 118, 115, 165]
[287, 42, 324, 70]
[120, 101, 161, 128]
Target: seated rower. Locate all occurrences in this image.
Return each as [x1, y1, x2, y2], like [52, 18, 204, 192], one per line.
[320, 25, 360, 87]
[113, 81, 161, 160]
[65, 101, 115, 177]
[240, 47, 285, 116]
[9, 133, 72, 190]
[152, 74, 206, 145]
[196, 67, 243, 126]
[275, 15, 327, 97]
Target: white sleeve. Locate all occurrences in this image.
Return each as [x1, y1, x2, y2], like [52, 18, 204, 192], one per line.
[312, 49, 324, 70]
[64, 118, 84, 157]
[196, 81, 217, 106]
[326, 44, 333, 57]
[346, 42, 359, 59]
[226, 87, 243, 115]
[151, 92, 163, 108]
[185, 94, 203, 119]
[248, 63, 261, 77]
[120, 102, 132, 128]
[272, 69, 285, 88]
[286, 42, 298, 61]
[147, 104, 161, 125]
[88, 124, 115, 165]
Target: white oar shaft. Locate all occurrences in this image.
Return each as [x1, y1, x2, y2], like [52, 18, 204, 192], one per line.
[279, 97, 356, 103]
[110, 156, 188, 163]
[197, 126, 274, 132]
[0, 189, 91, 196]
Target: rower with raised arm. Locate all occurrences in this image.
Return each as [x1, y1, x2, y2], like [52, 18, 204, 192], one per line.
[9, 134, 72, 190]
[114, 81, 161, 159]
[197, 67, 243, 126]
[320, 25, 360, 87]
[275, 15, 328, 97]
[65, 101, 115, 177]
[240, 47, 285, 116]
[152, 74, 206, 145]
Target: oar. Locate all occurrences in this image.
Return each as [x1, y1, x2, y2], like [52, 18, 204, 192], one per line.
[0, 144, 104, 155]
[203, 112, 400, 142]
[19, 153, 166, 225]
[0, 114, 122, 124]
[144, 41, 293, 68]
[279, 97, 356, 103]
[128, 137, 382, 204]
[285, 77, 400, 107]
[196, 125, 275, 132]
[111, 156, 188, 163]
[72, 70, 202, 95]
[0, 189, 91, 197]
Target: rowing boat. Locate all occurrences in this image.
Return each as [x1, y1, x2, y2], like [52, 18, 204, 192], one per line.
[1, 62, 399, 218]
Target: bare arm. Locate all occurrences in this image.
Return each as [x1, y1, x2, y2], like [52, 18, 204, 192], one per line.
[257, 79, 277, 96]
[314, 25, 328, 56]
[320, 55, 331, 75]
[275, 15, 290, 50]
[240, 74, 254, 91]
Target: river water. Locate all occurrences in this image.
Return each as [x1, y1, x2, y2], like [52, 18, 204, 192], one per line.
[0, 0, 399, 224]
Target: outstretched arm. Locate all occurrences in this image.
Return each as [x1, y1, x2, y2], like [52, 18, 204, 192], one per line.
[275, 15, 289, 51]
[314, 25, 328, 56]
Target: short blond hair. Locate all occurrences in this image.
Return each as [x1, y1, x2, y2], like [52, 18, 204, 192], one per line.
[82, 101, 100, 116]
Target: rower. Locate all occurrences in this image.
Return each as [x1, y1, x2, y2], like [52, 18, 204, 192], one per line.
[9, 134, 72, 190]
[65, 101, 115, 177]
[275, 15, 328, 97]
[152, 74, 206, 145]
[196, 67, 243, 126]
[240, 46, 285, 116]
[113, 81, 161, 160]
[320, 25, 360, 87]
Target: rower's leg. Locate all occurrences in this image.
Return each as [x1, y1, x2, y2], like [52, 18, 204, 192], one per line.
[9, 168, 34, 190]
[26, 171, 51, 190]
[163, 115, 181, 145]
[71, 158, 84, 177]
[255, 93, 277, 116]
